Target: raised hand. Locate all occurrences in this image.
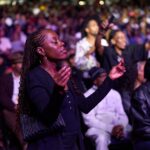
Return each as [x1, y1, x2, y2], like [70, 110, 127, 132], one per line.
[53, 65, 71, 90]
[109, 59, 126, 80]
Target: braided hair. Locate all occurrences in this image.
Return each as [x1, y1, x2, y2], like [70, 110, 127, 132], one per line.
[18, 29, 47, 115]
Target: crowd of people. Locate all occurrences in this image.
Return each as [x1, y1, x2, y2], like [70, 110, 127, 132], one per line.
[0, 1, 150, 150]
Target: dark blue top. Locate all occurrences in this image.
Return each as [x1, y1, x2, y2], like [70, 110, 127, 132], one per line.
[25, 66, 113, 149]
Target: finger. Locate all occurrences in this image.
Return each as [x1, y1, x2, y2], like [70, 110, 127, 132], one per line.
[117, 63, 126, 72]
[57, 69, 71, 83]
[55, 67, 71, 81]
[58, 65, 69, 74]
[58, 66, 71, 76]
[58, 72, 71, 86]
[57, 67, 71, 81]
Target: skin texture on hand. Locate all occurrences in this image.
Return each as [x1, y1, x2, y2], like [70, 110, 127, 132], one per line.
[112, 125, 124, 139]
[53, 65, 71, 90]
[109, 59, 126, 80]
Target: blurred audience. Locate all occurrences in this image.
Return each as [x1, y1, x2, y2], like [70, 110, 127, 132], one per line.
[0, 52, 27, 150]
[131, 58, 150, 150]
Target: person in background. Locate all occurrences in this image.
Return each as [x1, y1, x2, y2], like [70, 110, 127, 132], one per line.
[0, 52, 27, 150]
[102, 30, 150, 124]
[82, 67, 129, 150]
[102, 29, 150, 92]
[131, 58, 150, 150]
[75, 16, 99, 71]
[11, 24, 27, 52]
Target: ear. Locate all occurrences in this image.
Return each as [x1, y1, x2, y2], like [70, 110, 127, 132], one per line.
[36, 47, 45, 56]
[85, 27, 89, 34]
[111, 39, 116, 45]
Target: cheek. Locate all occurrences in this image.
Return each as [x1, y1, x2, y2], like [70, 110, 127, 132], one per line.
[117, 39, 126, 47]
[93, 26, 99, 32]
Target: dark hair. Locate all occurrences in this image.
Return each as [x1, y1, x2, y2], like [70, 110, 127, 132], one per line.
[144, 59, 150, 81]
[18, 29, 47, 114]
[82, 15, 100, 37]
[108, 29, 122, 44]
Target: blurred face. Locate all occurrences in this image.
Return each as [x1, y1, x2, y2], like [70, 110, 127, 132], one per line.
[112, 31, 127, 50]
[94, 73, 107, 86]
[137, 62, 146, 83]
[41, 31, 67, 61]
[86, 20, 99, 36]
[15, 24, 22, 33]
[12, 63, 22, 75]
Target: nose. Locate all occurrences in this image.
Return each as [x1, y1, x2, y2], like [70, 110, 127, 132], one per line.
[58, 40, 64, 47]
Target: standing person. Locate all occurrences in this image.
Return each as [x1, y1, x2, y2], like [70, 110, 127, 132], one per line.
[131, 58, 150, 150]
[18, 29, 125, 150]
[102, 30, 150, 120]
[0, 52, 26, 150]
[102, 29, 150, 91]
[75, 16, 99, 71]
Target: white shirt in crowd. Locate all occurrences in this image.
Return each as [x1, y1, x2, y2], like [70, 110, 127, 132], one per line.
[82, 86, 129, 150]
[12, 73, 20, 105]
[75, 37, 97, 71]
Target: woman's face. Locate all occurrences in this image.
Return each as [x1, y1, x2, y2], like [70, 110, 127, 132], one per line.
[42, 31, 67, 60]
[86, 20, 99, 36]
[113, 31, 127, 50]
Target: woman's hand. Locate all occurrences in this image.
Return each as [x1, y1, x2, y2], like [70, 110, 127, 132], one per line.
[53, 66, 71, 90]
[109, 59, 126, 80]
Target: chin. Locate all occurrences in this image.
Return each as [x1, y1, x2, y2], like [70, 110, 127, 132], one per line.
[60, 55, 67, 60]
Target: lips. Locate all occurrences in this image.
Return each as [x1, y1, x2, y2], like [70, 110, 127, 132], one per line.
[60, 47, 67, 54]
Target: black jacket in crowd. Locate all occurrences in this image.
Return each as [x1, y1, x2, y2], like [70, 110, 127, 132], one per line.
[102, 44, 148, 91]
[131, 81, 150, 141]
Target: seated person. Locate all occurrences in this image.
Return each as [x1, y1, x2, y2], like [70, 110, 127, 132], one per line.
[131, 58, 150, 150]
[82, 67, 129, 150]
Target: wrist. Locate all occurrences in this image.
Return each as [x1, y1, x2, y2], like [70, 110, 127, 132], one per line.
[108, 74, 115, 80]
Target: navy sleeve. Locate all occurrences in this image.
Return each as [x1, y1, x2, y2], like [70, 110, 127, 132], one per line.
[77, 77, 113, 113]
[26, 72, 65, 125]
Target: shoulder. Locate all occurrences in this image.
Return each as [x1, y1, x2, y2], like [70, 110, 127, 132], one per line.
[134, 82, 150, 100]
[0, 73, 12, 82]
[76, 38, 89, 47]
[27, 66, 49, 79]
[26, 66, 54, 87]
[104, 46, 115, 55]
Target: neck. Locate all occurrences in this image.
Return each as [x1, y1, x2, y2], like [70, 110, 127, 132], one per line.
[115, 46, 122, 56]
[13, 71, 20, 77]
[41, 60, 57, 77]
[86, 34, 96, 45]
